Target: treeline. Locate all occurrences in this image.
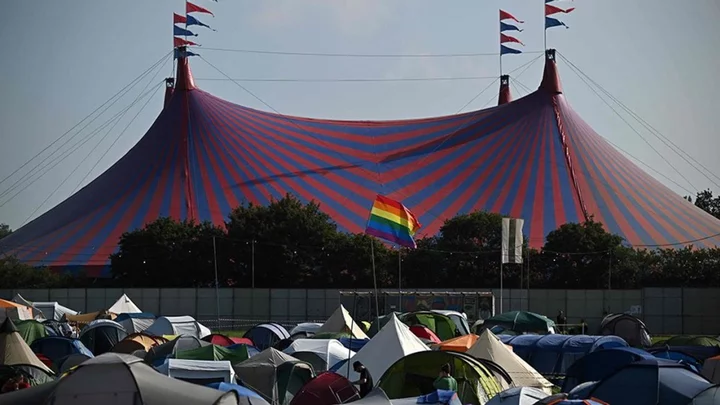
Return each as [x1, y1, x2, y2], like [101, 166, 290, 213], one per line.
[1, 194, 720, 289]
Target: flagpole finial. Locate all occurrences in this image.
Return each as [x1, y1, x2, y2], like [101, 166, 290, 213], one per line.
[498, 75, 512, 106]
[539, 49, 562, 94]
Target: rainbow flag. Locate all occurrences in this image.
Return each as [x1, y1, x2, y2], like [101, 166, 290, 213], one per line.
[365, 195, 421, 248]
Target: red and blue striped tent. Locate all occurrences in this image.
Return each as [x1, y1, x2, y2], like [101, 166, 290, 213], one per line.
[2, 50, 718, 276]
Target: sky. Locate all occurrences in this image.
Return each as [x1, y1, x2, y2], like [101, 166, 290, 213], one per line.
[0, 0, 719, 230]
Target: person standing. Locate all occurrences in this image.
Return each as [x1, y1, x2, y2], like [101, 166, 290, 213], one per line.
[352, 361, 374, 398]
[433, 364, 458, 391]
[556, 310, 567, 333]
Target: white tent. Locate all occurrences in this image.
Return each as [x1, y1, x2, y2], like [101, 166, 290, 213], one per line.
[108, 294, 142, 314]
[156, 358, 236, 385]
[338, 313, 428, 381]
[486, 387, 549, 405]
[144, 316, 211, 339]
[12, 294, 77, 321]
[466, 329, 553, 393]
[316, 304, 368, 339]
[289, 322, 323, 338]
[283, 339, 354, 372]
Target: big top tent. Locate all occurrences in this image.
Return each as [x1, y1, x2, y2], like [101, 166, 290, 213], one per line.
[1, 49, 719, 276]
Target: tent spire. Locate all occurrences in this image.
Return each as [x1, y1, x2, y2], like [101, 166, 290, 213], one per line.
[175, 47, 196, 91]
[163, 78, 175, 108]
[498, 75, 512, 105]
[539, 49, 562, 94]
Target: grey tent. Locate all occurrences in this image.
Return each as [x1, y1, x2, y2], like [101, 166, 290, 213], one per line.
[0, 352, 240, 405]
[599, 313, 651, 347]
[233, 348, 314, 405]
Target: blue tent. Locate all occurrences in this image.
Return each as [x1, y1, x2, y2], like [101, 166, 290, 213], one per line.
[649, 346, 719, 363]
[207, 382, 265, 400]
[338, 337, 369, 352]
[417, 390, 462, 405]
[30, 336, 93, 364]
[576, 359, 712, 404]
[651, 349, 702, 372]
[243, 323, 290, 351]
[227, 343, 260, 358]
[562, 347, 655, 392]
[499, 334, 628, 376]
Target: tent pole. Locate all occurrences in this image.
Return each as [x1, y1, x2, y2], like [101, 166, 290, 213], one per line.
[370, 239, 381, 332]
[398, 249, 402, 312]
[251, 239, 255, 288]
[499, 261, 504, 314]
[212, 236, 220, 331]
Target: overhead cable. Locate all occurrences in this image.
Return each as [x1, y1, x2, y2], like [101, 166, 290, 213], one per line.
[201, 47, 545, 58]
[194, 76, 497, 83]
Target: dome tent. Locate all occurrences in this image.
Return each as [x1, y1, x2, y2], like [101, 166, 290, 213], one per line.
[233, 348, 314, 405]
[115, 312, 155, 334]
[144, 335, 209, 366]
[243, 323, 290, 351]
[79, 319, 128, 355]
[283, 339, 354, 372]
[598, 313, 651, 347]
[144, 316, 211, 339]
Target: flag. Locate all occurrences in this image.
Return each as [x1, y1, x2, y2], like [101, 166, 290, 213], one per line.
[500, 45, 522, 55]
[174, 49, 199, 59]
[545, 4, 575, 16]
[501, 218, 524, 264]
[174, 37, 199, 47]
[173, 13, 186, 24]
[365, 195, 421, 249]
[546, 16, 569, 29]
[174, 25, 197, 36]
[500, 10, 524, 23]
[187, 15, 216, 31]
[500, 33, 524, 46]
[187, 1, 214, 16]
[500, 21, 523, 33]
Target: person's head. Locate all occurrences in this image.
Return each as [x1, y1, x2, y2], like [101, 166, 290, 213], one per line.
[558, 310, 564, 316]
[440, 363, 451, 377]
[353, 361, 364, 372]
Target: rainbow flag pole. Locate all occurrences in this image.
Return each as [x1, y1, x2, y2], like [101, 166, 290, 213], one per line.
[365, 195, 422, 322]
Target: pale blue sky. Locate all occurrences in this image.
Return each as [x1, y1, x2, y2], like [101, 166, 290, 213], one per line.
[0, 0, 718, 230]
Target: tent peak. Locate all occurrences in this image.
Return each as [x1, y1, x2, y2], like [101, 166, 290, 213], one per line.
[498, 75, 512, 105]
[175, 47, 196, 91]
[539, 49, 562, 95]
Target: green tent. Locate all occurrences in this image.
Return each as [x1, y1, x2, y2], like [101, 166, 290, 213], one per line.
[15, 320, 48, 346]
[175, 344, 249, 364]
[482, 311, 555, 334]
[378, 350, 502, 405]
[312, 332, 352, 340]
[233, 348, 314, 405]
[399, 312, 458, 341]
[659, 335, 720, 348]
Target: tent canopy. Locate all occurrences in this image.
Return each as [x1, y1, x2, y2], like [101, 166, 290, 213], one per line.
[144, 335, 209, 366]
[599, 313, 651, 347]
[176, 344, 250, 364]
[108, 294, 142, 314]
[283, 338, 354, 373]
[561, 346, 654, 392]
[156, 358, 236, 385]
[409, 325, 441, 344]
[233, 348, 314, 405]
[435, 334, 478, 352]
[655, 335, 720, 348]
[316, 305, 369, 340]
[30, 336, 94, 365]
[289, 371, 359, 405]
[243, 323, 290, 351]
[144, 316, 211, 339]
[483, 311, 555, 334]
[0, 318, 53, 374]
[111, 332, 168, 354]
[79, 319, 128, 355]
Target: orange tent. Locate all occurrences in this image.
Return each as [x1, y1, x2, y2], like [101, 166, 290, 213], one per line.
[436, 334, 479, 352]
[0, 299, 27, 309]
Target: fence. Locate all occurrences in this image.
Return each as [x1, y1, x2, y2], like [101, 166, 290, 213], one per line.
[2, 287, 719, 335]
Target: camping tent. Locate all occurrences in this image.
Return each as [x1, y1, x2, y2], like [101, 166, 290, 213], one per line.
[399, 312, 459, 341]
[0, 353, 240, 405]
[289, 323, 323, 339]
[30, 336, 94, 365]
[378, 350, 503, 405]
[0, 318, 52, 374]
[144, 316, 211, 339]
[316, 305, 369, 339]
[289, 371, 359, 405]
[111, 333, 168, 354]
[485, 387, 549, 405]
[599, 313, 651, 347]
[366, 313, 402, 337]
[244, 323, 291, 351]
[701, 355, 720, 383]
[482, 311, 555, 335]
[79, 319, 128, 355]
[561, 347, 655, 392]
[233, 348, 314, 405]
[15, 320, 49, 345]
[204, 334, 252, 347]
[208, 382, 269, 404]
[654, 335, 720, 348]
[336, 313, 428, 382]
[55, 353, 92, 374]
[12, 295, 77, 321]
[108, 294, 142, 314]
[499, 334, 628, 376]
[435, 334, 478, 352]
[0, 298, 33, 323]
[156, 358, 236, 385]
[467, 329, 553, 393]
[283, 339, 354, 372]
[115, 312, 155, 334]
[176, 344, 250, 364]
[144, 335, 209, 366]
[409, 325, 441, 344]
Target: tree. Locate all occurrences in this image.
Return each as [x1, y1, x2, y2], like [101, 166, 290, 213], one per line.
[0, 255, 72, 288]
[225, 195, 343, 288]
[693, 189, 720, 219]
[110, 217, 226, 287]
[0, 224, 11, 240]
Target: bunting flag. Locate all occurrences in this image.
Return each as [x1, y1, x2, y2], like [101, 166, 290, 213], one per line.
[499, 9, 524, 23]
[546, 4, 575, 16]
[174, 37, 199, 47]
[173, 13, 186, 24]
[500, 45, 523, 55]
[187, 15, 216, 31]
[546, 16, 569, 29]
[500, 21, 523, 33]
[500, 33, 524, 46]
[174, 25, 197, 36]
[174, 49, 199, 59]
[187, 2, 214, 16]
[364, 195, 421, 249]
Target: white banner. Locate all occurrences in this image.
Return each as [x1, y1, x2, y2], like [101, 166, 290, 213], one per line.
[501, 218, 524, 264]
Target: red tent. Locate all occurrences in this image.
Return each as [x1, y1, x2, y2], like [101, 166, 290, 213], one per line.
[202, 334, 253, 347]
[289, 372, 358, 405]
[410, 325, 441, 344]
